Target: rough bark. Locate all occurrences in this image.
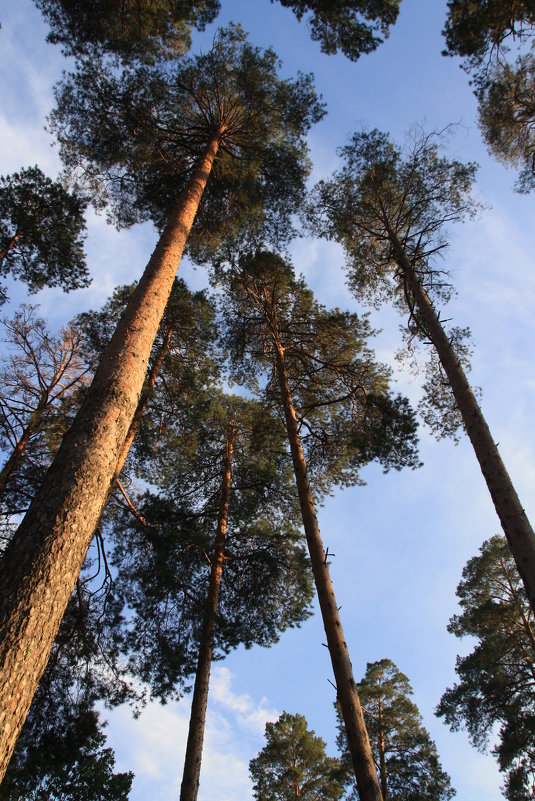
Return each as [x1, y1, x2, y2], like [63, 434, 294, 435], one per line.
[388, 226, 535, 616]
[0, 134, 220, 783]
[273, 341, 383, 801]
[179, 428, 235, 801]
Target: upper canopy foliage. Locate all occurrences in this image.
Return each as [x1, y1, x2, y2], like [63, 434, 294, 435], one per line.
[34, 0, 399, 62]
[443, 0, 535, 64]
[50, 25, 324, 259]
[221, 251, 420, 498]
[34, 0, 220, 61]
[0, 166, 90, 305]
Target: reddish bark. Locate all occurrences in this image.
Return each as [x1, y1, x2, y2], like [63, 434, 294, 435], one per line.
[0, 134, 220, 782]
[388, 226, 535, 617]
[273, 340, 383, 801]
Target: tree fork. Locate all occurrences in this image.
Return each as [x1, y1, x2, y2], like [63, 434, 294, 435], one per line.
[389, 226, 535, 616]
[0, 133, 221, 782]
[180, 426, 235, 801]
[274, 342, 383, 801]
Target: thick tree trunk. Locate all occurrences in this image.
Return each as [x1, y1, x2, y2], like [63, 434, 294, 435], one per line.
[0, 134, 220, 783]
[113, 322, 175, 482]
[273, 342, 383, 801]
[180, 429, 235, 801]
[388, 227, 535, 616]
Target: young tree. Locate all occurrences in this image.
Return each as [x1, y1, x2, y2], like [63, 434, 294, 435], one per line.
[309, 128, 535, 615]
[250, 711, 346, 801]
[0, 28, 323, 779]
[442, 1, 535, 190]
[222, 251, 420, 801]
[0, 305, 91, 504]
[437, 534, 535, 800]
[338, 659, 454, 801]
[0, 166, 90, 304]
[105, 391, 313, 801]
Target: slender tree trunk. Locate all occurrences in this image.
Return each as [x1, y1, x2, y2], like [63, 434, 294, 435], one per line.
[0, 408, 44, 496]
[0, 133, 221, 783]
[179, 428, 235, 801]
[273, 342, 383, 801]
[113, 322, 175, 482]
[0, 231, 21, 265]
[377, 701, 388, 801]
[388, 227, 535, 616]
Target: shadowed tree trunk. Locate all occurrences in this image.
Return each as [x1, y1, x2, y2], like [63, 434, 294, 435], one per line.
[273, 340, 383, 801]
[179, 425, 235, 801]
[113, 322, 175, 483]
[0, 133, 221, 782]
[388, 225, 535, 617]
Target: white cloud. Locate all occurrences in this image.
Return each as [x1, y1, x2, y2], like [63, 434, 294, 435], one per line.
[104, 666, 279, 801]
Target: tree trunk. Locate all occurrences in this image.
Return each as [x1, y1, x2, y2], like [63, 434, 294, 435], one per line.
[113, 322, 175, 482]
[273, 342, 383, 801]
[0, 408, 44, 496]
[0, 231, 21, 265]
[377, 700, 388, 801]
[179, 428, 235, 801]
[0, 133, 220, 783]
[388, 227, 535, 616]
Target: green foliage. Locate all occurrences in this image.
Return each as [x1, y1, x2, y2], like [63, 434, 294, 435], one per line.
[443, 1, 535, 190]
[436, 535, 535, 800]
[34, 0, 219, 61]
[0, 166, 90, 304]
[107, 391, 313, 701]
[274, 0, 400, 60]
[250, 711, 346, 801]
[50, 26, 324, 259]
[308, 128, 478, 440]
[1, 706, 132, 800]
[338, 659, 454, 801]
[221, 250, 420, 498]
[442, 0, 535, 64]
[478, 53, 535, 192]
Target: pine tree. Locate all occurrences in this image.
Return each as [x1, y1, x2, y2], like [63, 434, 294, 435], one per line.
[338, 659, 454, 801]
[250, 712, 346, 801]
[308, 128, 535, 616]
[0, 28, 323, 778]
[442, 0, 535, 190]
[437, 535, 535, 800]
[0, 166, 90, 304]
[105, 390, 313, 801]
[221, 251, 420, 801]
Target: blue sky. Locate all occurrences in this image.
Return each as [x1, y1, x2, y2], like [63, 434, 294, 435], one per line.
[1, 1, 535, 799]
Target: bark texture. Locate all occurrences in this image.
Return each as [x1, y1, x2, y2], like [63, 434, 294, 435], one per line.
[274, 342, 383, 801]
[0, 135, 220, 782]
[389, 227, 535, 616]
[179, 429, 235, 801]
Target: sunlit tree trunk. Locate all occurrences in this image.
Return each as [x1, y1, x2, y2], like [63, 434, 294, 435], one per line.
[273, 340, 383, 801]
[388, 225, 535, 616]
[377, 700, 388, 801]
[0, 133, 221, 783]
[0, 405, 46, 496]
[179, 427, 235, 801]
